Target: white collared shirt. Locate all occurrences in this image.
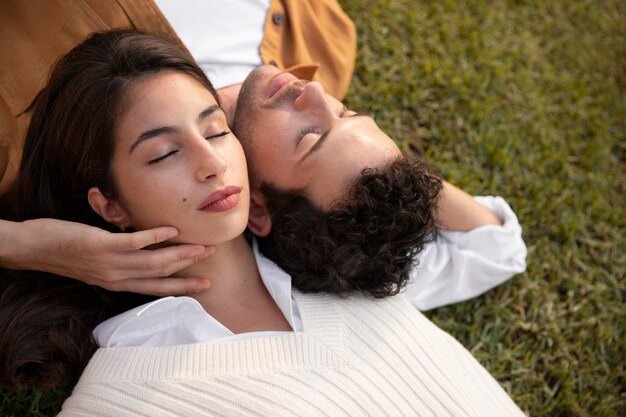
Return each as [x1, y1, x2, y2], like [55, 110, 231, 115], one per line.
[94, 239, 299, 347]
[94, 196, 526, 348]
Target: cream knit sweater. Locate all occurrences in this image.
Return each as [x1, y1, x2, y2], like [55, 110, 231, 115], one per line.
[59, 292, 526, 416]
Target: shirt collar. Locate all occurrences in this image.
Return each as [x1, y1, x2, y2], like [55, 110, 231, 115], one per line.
[253, 238, 299, 329]
[94, 239, 300, 347]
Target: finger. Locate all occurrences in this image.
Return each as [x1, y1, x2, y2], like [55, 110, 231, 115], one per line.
[114, 277, 211, 297]
[118, 245, 216, 279]
[113, 227, 180, 251]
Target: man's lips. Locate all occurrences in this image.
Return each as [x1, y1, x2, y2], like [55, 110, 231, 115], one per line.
[267, 72, 298, 99]
[198, 186, 242, 212]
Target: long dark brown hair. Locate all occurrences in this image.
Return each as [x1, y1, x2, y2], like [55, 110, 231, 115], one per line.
[0, 30, 217, 388]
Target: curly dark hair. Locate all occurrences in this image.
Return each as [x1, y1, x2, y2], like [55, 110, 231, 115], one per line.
[257, 157, 442, 298]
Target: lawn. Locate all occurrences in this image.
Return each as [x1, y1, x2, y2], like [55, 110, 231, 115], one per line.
[1, 0, 624, 416]
[341, 1, 625, 416]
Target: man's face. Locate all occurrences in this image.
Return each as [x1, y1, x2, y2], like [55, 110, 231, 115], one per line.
[234, 65, 402, 209]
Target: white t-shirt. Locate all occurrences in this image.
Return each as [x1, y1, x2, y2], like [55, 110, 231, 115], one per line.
[153, 0, 269, 89]
[94, 196, 527, 348]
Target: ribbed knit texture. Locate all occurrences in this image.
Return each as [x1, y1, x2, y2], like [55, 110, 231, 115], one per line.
[58, 293, 526, 416]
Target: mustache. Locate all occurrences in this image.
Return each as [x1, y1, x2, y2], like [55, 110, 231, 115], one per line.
[263, 79, 308, 110]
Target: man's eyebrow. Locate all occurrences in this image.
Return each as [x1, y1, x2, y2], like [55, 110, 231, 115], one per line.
[298, 129, 330, 164]
[129, 105, 221, 153]
[348, 112, 372, 119]
[297, 113, 371, 163]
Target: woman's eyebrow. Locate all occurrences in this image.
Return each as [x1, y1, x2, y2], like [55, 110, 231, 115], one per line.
[130, 126, 177, 154]
[197, 104, 221, 122]
[130, 105, 221, 154]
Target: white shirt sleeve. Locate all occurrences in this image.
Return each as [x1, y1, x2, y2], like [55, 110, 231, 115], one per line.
[403, 196, 527, 311]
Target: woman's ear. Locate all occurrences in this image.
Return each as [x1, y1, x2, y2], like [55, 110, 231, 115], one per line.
[248, 190, 272, 237]
[87, 187, 132, 229]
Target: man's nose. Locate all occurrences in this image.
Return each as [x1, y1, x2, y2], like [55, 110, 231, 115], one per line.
[293, 81, 332, 116]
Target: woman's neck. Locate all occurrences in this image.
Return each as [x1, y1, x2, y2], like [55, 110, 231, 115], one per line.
[173, 235, 258, 306]
[173, 235, 291, 333]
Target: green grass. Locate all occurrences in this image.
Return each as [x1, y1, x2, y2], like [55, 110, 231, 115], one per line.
[342, 0, 625, 416]
[2, 0, 625, 415]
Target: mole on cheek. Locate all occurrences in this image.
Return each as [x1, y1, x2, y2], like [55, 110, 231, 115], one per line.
[182, 198, 187, 202]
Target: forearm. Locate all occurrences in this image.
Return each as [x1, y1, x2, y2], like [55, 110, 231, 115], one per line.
[435, 181, 502, 231]
[0, 218, 213, 295]
[0, 219, 28, 270]
[406, 195, 527, 310]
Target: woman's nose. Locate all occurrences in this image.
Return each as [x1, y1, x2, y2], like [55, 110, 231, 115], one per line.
[192, 136, 227, 181]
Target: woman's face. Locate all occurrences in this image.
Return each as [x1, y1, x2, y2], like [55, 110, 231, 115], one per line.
[108, 72, 249, 245]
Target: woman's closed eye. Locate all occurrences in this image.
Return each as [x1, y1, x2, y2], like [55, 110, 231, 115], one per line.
[148, 131, 230, 164]
[206, 130, 230, 140]
[148, 150, 178, 164]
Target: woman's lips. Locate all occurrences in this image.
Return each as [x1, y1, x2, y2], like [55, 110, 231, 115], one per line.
[267, 72, 297, 99]
[198, 186, 242, 212]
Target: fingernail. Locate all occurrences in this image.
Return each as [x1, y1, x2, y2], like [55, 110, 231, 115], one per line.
[191, 246, 206, 256]
[205, 246, 216, 255]
[165, 228, 179, 238]
[197, 279, 211, 292]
